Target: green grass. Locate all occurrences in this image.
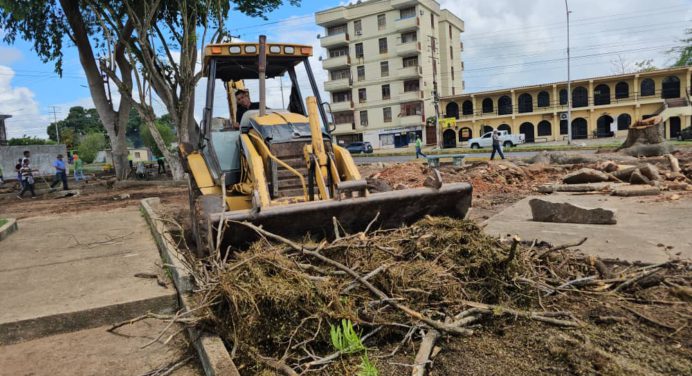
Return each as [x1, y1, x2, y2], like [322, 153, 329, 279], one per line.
[0, 219, 7, 228]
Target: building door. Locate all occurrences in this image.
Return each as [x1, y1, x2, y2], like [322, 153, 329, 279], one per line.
[442, 129, 456, 148]
[572, 118, 588, 139]
[596, 115, 614, 137]
[670, 117, 681, 139]
[425, 125, 437, 145]
[519, 122, 534, 143]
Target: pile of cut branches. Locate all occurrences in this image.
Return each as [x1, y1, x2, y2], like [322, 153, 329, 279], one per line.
[189, 217, 690, 375]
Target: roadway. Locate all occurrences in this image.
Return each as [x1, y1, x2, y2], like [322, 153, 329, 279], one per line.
[352, 149, 596, 164]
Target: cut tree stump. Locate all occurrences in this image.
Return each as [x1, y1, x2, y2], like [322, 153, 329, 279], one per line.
[616, 116, 675, 157]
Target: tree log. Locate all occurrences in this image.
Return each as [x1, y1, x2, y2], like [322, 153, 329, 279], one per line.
[411, 329, 440, 376]
[616, 118, 675, 157]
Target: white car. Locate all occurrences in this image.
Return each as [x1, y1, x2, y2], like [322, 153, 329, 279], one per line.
[468, 130, 525, 149]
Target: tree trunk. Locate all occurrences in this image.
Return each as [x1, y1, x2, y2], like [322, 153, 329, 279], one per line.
[616, 116, 675, 157]
[141, 113, 185, 180]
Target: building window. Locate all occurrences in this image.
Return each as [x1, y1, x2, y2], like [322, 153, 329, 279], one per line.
[451, 67, 455, 81]
[333, 111, 354, 124]
[356, 65, 365, 81]
[615, 82, 629, 99]
[381, 84, 390, 100]
[559, 89, 567, 105]
[360, 110, 368, 126]
[377, 14, 386, 30]
[449, 46, 453, 61]
[572, 86, 588, 107]
[380, 133, 394, 146]
[594, 84, 611, 105]
[380, 61, 389, 77]
[537, 91, 550, 107]
[328, 47, 349, 58]
[355, 43, 363, 58]
[354, 20, 362, 36]
[358, 88, 367, 103]
[379, 38, 388, 54]
[482, 98, 493, 113]
[449, 25, 452, 38]
[617, 113, 631, 130]
[462, 100, 473, 115]
[498, 95, 512, 115]
[383, 107, 392, 122]
[452, 87, 455, 95]
[537, 121, 552, 136]
[403, 79, 419, 92]
[640, 78, 655, 96]
[403, 56, 418, 67]
[332, 91, 351, 103]
[135, 152, 141, 158]
[327, 24, 346, 36]
[430, 13, 434, 28]
[401, 102, 422, 116]
[518, 93, 533, 113]
[400, 7, 415, 19]
[401, 31, 417, 43]
[330, 69, 350, 80]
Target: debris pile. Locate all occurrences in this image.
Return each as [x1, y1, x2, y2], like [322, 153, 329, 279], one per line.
[190, 217, 691, 375]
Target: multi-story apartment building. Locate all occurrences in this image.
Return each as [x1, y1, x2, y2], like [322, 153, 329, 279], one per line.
[315, 0, 464, 149]
[439, 67, 692, 148]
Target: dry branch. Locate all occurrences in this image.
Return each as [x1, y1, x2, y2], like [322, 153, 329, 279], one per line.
[411, 329, 440, 376]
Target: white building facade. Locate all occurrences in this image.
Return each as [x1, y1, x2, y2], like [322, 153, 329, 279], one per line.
[316, 0, 464, 148]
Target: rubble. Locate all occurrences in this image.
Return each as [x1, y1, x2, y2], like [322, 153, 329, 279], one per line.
[529, 199, 617, 224]
[562, 168, 611, 184]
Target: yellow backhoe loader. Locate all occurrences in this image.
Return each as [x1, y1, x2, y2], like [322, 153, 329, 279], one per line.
[180, 36, 473, 254]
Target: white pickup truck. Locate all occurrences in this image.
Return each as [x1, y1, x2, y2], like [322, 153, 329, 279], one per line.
[468, 130, 525, 149]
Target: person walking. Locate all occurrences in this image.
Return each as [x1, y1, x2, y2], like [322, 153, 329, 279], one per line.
[490, 130, 505, 160]
[17, 159, 36, 199]
[73, 153, 86, 181]
[49, 154, 69, 191]
[415, 137, 427, 159]
[157, 156, 166, 175]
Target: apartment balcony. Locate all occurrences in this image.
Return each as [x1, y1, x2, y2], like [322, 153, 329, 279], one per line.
[324, 78, 351, 92]
[315, 10, 347, 27]
[322, 55, 350, 70]
[391, 0, 418, 8]
[398, 65, 422, 79]
[320, 33, 349, 48]
[330, 100, 353, 112]
[333, 122, 355, 135]
[399, 115, 424, 127]
[396, 16, 419, 32]
[399, 90, 422, 102]
[396, 41, 420, 57]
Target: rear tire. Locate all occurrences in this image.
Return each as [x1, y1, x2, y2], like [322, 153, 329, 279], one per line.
[503, 141, 513, 148]
[470, 143, 480, 149]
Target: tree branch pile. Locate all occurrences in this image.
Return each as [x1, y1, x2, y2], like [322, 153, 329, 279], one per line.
[178, 217, 691, 375]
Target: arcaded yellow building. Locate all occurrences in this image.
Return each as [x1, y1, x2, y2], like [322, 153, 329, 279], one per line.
[439, 66, 692, 147]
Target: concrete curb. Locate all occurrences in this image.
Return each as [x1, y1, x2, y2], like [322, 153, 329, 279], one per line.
[140, 198, 240, 376]
[0, 218, 17, 241]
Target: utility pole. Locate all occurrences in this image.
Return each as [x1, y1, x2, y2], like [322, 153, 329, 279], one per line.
[565, 0, 572, 145]
[429, 35, 441, 149]
[50, 106, 60, 144]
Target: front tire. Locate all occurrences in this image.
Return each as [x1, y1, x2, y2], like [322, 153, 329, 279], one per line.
[471, 143, 480, 149]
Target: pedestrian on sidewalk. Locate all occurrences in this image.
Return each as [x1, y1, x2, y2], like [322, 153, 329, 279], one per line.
[49, 154, 69, 191]
[490, 130, 505, 160]
[0, 164, 4, 185]
[73, 153, 86, 181]
[415, 137, 427, 159]
[17, 159, 36, 199]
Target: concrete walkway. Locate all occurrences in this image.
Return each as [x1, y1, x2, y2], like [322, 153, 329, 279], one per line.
[484, 193, 692, 263]
[0, 207, 200, 375]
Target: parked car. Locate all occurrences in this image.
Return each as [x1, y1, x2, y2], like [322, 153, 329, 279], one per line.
[468, 130, 525, 149]
[346, 141, 374, 154]
[678, 126, 692, 141]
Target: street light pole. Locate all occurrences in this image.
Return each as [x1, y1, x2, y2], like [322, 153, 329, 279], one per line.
[565, 0, 572, 145]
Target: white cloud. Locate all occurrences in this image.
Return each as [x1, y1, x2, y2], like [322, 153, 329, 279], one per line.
[439, 0, 692, 92]
[0, 65, 49, 139]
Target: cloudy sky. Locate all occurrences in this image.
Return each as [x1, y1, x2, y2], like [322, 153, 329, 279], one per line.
[1, 0, 690, 138]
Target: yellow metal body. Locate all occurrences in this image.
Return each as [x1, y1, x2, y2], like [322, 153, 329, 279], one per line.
[187, 152, 222, 195]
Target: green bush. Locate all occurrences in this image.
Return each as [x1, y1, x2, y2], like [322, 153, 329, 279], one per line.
[77, 133, 106, 163]
[140, 119, 175, 158]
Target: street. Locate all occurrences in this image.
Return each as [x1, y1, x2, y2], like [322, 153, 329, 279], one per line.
[352, 149, 597, 164]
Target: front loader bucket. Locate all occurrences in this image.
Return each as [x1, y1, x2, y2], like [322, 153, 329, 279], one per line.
[201, 182, 472, 251]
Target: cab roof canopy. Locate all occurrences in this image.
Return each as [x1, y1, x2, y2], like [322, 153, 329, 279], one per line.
[202, 42, 313, 81]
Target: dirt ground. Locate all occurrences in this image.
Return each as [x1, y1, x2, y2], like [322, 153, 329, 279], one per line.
[1, 151, 690, 376]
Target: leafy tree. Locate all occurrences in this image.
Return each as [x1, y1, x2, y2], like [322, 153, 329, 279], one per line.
[8, 136, 55, 146]
[141, 117, 175, 157]
[634, 59, 657, 73]
[77, 132, 106, 163]
[126, 108, 144, 148]
[47, 106, 106, 146]
[669, 28, 691, 67]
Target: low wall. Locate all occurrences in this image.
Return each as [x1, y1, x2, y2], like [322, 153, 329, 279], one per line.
[0, 145, 67, 180]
